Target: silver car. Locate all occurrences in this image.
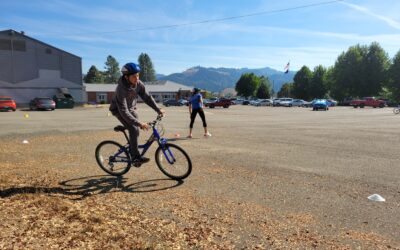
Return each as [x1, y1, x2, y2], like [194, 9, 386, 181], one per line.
[279, 98, 294, 107]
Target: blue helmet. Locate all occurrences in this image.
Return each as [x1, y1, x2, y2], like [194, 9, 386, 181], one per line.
[121, 62, 141, 75]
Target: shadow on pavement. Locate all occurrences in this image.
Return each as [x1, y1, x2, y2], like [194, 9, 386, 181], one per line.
[0, 175, 183, 200]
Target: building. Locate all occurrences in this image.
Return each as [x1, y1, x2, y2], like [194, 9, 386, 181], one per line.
[0, 29, 85, 105]
[84, 80, 193, 104]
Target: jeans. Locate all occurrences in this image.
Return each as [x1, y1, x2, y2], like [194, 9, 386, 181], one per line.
[115, 113, 140, 159]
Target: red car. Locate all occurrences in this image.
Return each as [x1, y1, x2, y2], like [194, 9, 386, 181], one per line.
[208, 98, 233, 108]
[0, 96, 17, 112]
[350, 97, 385, 108]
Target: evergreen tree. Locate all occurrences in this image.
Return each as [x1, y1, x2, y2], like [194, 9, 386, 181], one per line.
[329, 43, 390, 100]
[278, 83, 294, 98]
[387, 50, 400, 102]
[292, 66, 312, 100]
[138, 53, 156, 82]
[362, 42, 390, 97]
[309, 65, 327, 99]
[104, 55, 121, 83]
[84, 65, 103, 83]
[235, 73, 260, 98]
[256, 76, 271, 99]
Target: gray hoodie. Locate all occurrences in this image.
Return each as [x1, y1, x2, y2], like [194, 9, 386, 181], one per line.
[109, 77, 160, 126]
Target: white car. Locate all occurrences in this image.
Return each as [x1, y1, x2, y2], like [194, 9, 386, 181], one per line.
[254, 99, 272, 106]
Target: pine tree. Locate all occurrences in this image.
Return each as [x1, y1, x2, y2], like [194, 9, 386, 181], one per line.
[256, 76, 271, 99]
[84, 65, 103, 83]
[235, 73, 260, 98]
[138, 53, 156, 82]
[104, 55, 121, 83]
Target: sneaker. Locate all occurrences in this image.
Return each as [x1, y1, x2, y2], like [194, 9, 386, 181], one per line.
[187, 135, 193, 138]
[204, 132, 212, 137]
[132, 156, 150, 164]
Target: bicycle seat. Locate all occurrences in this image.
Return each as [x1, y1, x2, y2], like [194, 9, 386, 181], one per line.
[114, 125, 126, 132]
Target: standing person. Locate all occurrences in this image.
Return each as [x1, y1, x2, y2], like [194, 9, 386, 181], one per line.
[187, 88, 211, 138]
[109, 62, 164, 164]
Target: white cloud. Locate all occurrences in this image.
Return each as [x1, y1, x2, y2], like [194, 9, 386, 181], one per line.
[341, 2, 400, 30]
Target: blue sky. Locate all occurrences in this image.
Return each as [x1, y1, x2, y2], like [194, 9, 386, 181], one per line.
[1, 0, 400, 75]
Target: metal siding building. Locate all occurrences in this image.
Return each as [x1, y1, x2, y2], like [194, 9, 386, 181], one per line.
[0, 29, 85, 104]
[84, 80, 193, 104]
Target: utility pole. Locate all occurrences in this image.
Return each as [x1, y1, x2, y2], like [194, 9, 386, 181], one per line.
[272, 80, 275, 98]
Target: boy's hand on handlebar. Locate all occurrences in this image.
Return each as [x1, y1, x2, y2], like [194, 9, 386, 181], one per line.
[139, 122, 150, 130]
[158, 109, 165, 117]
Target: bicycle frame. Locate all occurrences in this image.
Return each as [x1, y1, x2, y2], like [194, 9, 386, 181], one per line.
[113, 118, 176, 165]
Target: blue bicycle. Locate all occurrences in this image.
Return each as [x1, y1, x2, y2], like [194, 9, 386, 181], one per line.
[95, 116, 192, 180]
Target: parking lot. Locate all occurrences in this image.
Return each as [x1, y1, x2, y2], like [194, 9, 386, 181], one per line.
[1, 105, 399, 248]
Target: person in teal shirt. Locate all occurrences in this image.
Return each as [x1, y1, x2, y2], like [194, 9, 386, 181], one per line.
[187, 88, 211, 138]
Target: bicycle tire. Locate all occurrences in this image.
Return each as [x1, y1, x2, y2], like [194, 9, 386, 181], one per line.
[95, 140, 131, 176]
[155, 143, 192, 180]
[393, 108, 400, 115]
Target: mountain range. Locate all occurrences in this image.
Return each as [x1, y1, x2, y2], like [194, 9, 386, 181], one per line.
[158, 66, 296, 93]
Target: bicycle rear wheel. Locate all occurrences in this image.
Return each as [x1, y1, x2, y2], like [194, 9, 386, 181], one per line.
[155, 143, 192, 180]
[95, 140, 131, 176]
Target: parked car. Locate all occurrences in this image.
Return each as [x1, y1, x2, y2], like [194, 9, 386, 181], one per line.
[0, 96, 17, 112]
[242, 100, 250, 105]
[232, 98, 245, 105]
[178, 99, 189, 106]
[204, 97, 218, 107]
[254, 99, 272, 106]
[312, 99, 329, 111]
[249, 99, 260, 106]
[29, 97, 55, 111]
[279, 98, 294, 107]
[302, 100, 313, 107]
[326, 99, 338, 107]
[163, 99, 184, 107]
[338, 98, 354, 106]
[290, 99, 306, 107]
[272, 98, 287, 107]
[208, 98, 232, 108]
[350, 97, 386, 108]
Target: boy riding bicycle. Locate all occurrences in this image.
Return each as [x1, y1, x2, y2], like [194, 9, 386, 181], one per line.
[109, 62, 164, 164]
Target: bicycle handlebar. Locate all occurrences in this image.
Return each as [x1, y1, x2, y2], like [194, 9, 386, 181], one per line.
[148, 115, 163, 127]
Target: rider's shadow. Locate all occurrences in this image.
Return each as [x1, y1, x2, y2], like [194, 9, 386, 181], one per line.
[0, 175, 183, 200]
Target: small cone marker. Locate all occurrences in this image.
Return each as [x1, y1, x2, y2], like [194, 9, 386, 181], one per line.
[24, 114, 29, 118]
[107, 112, 111, 117]
[175, 133, 180, 138]
[368, 194, 385, 202]
[22, 140, 29, 144]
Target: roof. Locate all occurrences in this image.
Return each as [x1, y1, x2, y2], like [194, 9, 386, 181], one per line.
[84, 80, 193, 92]
[0, 29, 81, 59]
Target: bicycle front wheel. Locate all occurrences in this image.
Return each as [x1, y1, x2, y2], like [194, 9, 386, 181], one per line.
[95, 140, 131, 176]
[155, 143, 192, 180]
[393, 108, 400, 114]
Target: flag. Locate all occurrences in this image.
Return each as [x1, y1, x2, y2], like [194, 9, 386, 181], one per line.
[284, 62, 290, 74]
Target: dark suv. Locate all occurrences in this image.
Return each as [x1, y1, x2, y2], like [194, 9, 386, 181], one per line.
[163, 99, 185, 107]
[208, 98, 232, 108]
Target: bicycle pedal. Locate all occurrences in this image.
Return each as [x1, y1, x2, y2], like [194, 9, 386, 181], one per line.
[133, 163, 142, 168]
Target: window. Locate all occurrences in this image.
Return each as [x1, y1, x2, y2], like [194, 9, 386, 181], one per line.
[12, 40, 26, 51]
[0, 39, 11, 50]
[97, 93, 107, 103]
